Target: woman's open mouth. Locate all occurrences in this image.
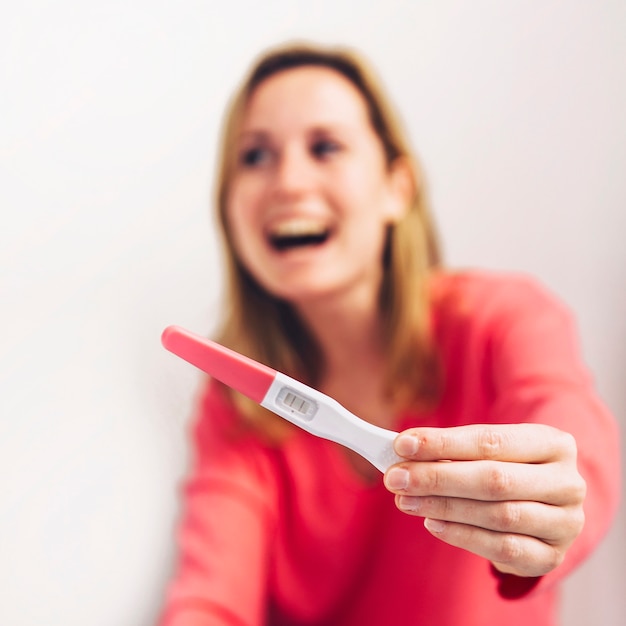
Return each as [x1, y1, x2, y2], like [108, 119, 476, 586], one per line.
[267, 217, 331, 252]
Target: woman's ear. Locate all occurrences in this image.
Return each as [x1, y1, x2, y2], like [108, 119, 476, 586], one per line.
[384, 157, 416, 223]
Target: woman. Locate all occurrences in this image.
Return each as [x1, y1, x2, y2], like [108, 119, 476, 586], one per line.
[159, 42, 620, 625]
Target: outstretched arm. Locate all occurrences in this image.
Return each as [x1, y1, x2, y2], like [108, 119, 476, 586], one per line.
[384, 274, 621, 594]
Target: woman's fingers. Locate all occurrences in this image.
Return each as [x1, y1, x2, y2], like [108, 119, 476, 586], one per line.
[394, 495, 585, 544]
[394, 423, 577, 464]
[384, 423, 587, 577]
[384, 458, 586, 506]
[420, 518, 568, 578]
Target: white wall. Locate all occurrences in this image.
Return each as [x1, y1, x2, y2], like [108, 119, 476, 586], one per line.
[1, 2, 624, 624]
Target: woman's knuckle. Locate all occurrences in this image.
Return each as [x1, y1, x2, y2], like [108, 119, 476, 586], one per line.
[440, 496, 454, 518]
[495, 534, 523, 564]
[485, 465, 513, 498]
[495, 502, 522, 532]
[569, 506, 586, 536]
[563, 473, 587, 504]
[425, 466, 445, 491]
[556, 430, 578, 458]
[546, 545, 564, 571]
[574, 474, 587, 501]
[477, 429, 506, 459]
[438, 431, 454, 458]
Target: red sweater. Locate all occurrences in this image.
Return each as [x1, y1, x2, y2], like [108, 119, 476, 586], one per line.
[159, 272, 621, 626]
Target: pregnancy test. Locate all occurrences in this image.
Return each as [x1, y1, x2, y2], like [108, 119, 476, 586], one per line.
[161, 325, 402, 473]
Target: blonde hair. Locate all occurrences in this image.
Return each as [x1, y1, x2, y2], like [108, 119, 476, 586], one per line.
[213, 42, 442, 435]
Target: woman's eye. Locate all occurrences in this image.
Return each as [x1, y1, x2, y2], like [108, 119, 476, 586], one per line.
[240, 147, 270, 167]
[311, 140, 341, 159]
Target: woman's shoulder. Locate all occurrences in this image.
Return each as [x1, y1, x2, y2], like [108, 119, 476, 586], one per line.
[430, 269, 567, 315]
[428, 268, 573, 337]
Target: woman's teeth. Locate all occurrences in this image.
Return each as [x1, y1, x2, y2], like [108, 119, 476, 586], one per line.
[268, 218, 330, 251]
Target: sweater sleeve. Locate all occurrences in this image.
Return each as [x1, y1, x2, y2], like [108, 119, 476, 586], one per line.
[475, 275, 621, 598]
[158, 381, 279, 626]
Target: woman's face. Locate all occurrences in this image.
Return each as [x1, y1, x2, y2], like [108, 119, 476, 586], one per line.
[225, 66, 408, 308]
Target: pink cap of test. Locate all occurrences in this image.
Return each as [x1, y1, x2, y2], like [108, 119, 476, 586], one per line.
[161, 325, 276, 403]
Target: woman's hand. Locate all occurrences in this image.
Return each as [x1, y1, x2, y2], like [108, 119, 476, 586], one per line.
[383, 423, 586, 578]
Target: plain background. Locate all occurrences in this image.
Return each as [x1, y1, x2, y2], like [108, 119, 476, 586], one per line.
[1, 1, 624, 624]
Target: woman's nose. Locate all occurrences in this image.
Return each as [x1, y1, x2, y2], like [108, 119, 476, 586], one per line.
[272, 146, 315, 199]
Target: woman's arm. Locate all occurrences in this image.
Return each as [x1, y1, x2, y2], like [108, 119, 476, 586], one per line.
[384, 275, 620, 594]
[159, 383, 278, 626]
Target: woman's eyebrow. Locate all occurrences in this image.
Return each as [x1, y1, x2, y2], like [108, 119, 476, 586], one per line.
[309, 124, 345, 135]
[236, 129, 271, 143]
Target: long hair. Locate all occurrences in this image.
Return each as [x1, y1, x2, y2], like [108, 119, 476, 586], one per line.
[213, 42, 442, 435]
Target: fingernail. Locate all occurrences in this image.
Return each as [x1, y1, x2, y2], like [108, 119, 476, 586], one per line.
[395, 434, 418, 457]
[385, 467, 410, 490]
[424, 518, 446, 533]
[398, 496, 421, 512]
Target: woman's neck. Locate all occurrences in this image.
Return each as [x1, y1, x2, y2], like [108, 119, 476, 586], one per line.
[292, 284, 399, 424]
[293, 285, 384, 377]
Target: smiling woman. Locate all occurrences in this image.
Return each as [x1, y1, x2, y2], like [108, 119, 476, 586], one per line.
[157, 42, 620, 626]
[215, 47, 439, 412]
[226, 65, 410, 308]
